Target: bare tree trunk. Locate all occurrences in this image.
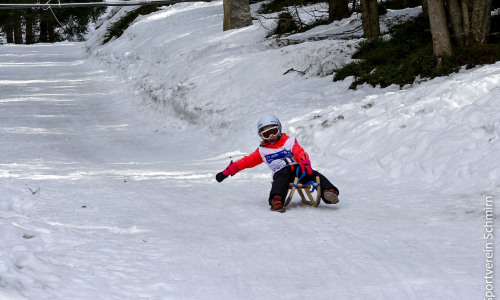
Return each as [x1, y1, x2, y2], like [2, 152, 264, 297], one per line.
[48, 21, 56, 42]
[462, 0, 471, 43]
[427, 0, 453, 58]
[448, 0, 465, 45]
[14, 15, 23, 44]
[24, 9, 35, 44]
[329, 0, 350, 22]
[40, 20, 48, 42]
[360, 0, 380, 38]
[4, 26, 14, 43]
[422, 0, 429, 18]
[470, 0, 492, 44]
[25, 16, 34, 44]
[14, 26, 23, 44]
[223, 0, 252, 31]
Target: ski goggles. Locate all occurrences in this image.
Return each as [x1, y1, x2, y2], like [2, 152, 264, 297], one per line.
[259, 126, 280, 140]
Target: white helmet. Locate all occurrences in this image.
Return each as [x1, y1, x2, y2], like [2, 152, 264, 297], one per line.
[257, 114, 282, 142]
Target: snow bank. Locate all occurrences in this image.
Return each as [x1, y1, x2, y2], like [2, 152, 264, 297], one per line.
[0, 188, 53, 300]
[85, 1, 499, 195]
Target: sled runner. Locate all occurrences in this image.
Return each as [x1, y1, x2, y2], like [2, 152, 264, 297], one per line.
[284, 168, 321, 207]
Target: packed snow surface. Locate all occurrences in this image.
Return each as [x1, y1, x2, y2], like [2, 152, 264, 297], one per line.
[1, 2, 499, 299]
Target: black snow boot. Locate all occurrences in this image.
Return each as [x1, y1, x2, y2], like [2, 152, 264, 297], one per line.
[323, 188, 339, 204]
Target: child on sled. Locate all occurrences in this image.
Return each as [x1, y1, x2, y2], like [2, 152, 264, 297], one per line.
[216, 114, 340, 213]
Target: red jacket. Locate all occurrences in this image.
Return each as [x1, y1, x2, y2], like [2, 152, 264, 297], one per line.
[234, 133, 309, 172]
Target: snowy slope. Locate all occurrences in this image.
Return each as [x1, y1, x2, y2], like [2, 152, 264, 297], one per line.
[85, 1, 498, 194]
[1, 1, 499, 299]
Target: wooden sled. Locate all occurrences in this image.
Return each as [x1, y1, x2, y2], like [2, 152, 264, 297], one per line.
[283, 174, 321, 208]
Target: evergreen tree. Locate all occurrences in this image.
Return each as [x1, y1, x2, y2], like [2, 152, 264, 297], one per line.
[1, 0, 105, 43]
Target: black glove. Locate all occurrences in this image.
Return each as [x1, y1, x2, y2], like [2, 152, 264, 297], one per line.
[216, 172, 229, 183]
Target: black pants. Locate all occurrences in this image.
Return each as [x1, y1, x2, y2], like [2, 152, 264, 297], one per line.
[269, 166, 339, 205]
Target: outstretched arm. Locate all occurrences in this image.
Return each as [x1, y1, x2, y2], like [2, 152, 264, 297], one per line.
[234, 149, 263, 171]
[216, 149, 263, 182]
